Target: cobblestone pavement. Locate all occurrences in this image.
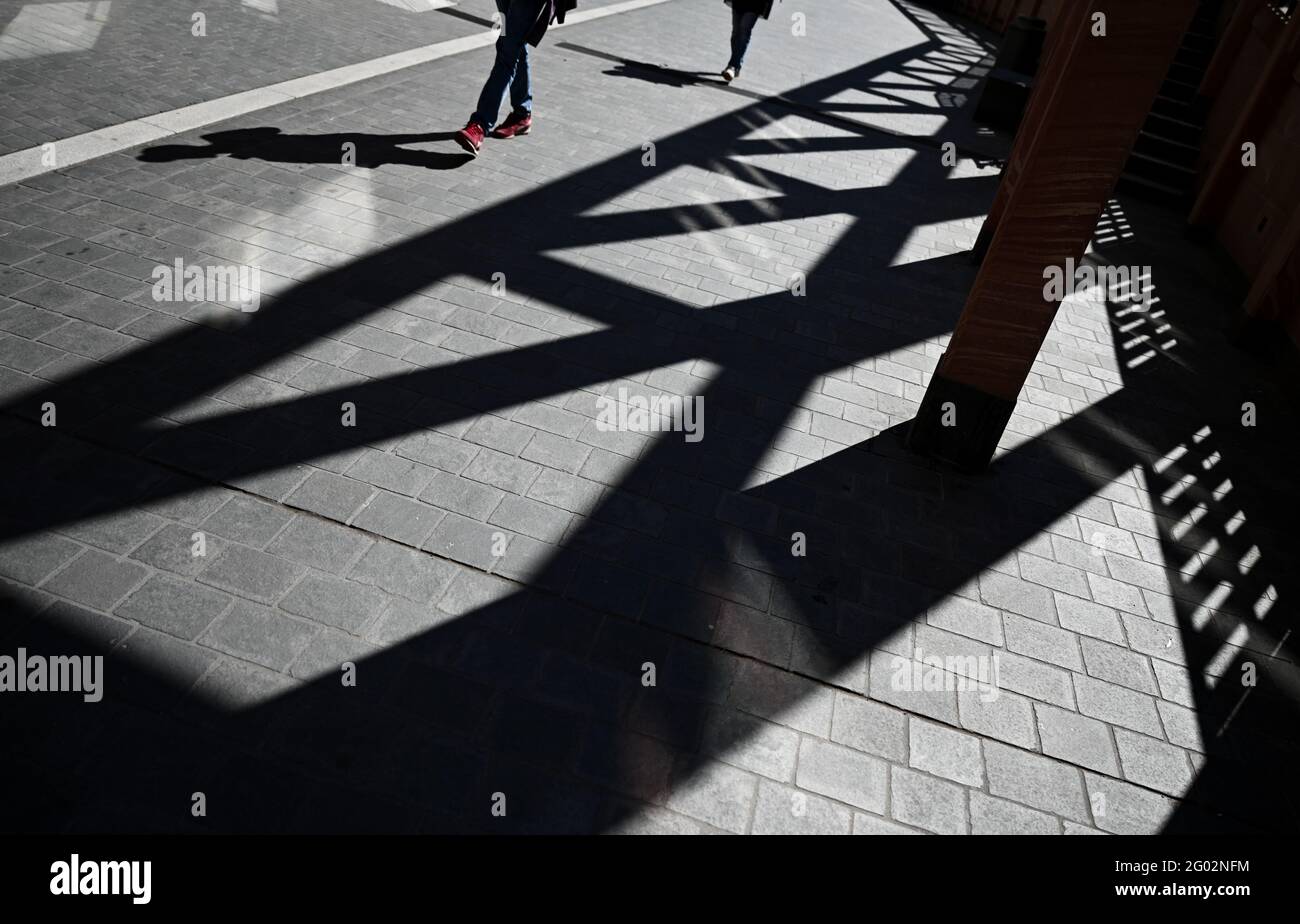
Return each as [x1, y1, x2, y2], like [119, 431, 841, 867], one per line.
[0, 0, 635, 155]
[1, 0, 1298, 834]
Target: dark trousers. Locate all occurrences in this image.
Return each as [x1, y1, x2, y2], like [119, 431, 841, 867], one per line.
[471, 0, 546, 130]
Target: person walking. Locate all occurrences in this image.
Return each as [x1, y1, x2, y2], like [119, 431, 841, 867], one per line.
[455, 0, 577, 157]
[722, 0, 777, 83]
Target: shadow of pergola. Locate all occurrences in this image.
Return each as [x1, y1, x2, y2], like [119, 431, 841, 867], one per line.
[1, 0, 1296, 833]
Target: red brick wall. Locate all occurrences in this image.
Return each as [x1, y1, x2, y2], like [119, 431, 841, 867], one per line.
[1217, 57, 1300, 278]
[1200, 5, 1274, 184]
[1202, 4, 1300, 339]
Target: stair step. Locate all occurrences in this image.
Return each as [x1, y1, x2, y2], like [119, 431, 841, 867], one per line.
[1117, 173, 1190, 208]
[1125, 150, 1198, 191]
[1144, 112, 1204, 146]
[1161, 76, 1201, 101]
[1152, 94, 1202, 122]
[1138, 128, 1201, 151]
[1118, 173, 1186, 197]
[1135, 130, 1201, 168]
[1147, 104, 1205, 128]
[1169, 61, 1204, 86]
[1175, 46, 1213, 70]
[1128, 150, 1198, 176]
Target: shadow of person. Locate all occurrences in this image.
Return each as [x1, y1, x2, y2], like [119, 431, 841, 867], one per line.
[138, 126, 472, 170]
[602, 62, 720, 88]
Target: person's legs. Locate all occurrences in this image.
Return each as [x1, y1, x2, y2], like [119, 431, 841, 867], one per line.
[509, 36, 532, 115]
[727, 10, 759, 73]
[470, 0, 544, 131]
[490, 0, 532, 117]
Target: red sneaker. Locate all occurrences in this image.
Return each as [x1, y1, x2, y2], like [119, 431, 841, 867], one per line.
[493, 110, 533, 138]
[455, 120, 486, 156]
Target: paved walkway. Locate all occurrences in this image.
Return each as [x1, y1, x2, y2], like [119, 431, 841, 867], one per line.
[0, 0, 637, 155]
[1, 0, 1298, 834]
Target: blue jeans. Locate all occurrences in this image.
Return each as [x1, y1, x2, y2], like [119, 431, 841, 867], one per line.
[728, 9, 759, 71]
[471, 0, 544, 131]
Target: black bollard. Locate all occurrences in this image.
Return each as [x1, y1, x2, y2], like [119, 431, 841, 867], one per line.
[974, 16, 1049, 133]
[994, 16, 1047, 77]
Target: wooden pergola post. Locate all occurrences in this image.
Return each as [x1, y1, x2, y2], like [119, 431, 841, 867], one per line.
[971, 0, 1091, 261]
[910, 0, 1199, 471]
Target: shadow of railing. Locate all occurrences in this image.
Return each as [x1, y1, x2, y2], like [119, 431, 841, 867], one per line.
[1075, 203, 1300, 832]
